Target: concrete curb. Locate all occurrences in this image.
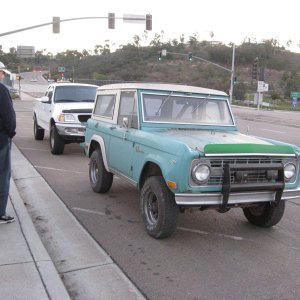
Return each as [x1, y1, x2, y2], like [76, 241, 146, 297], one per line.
[11, 143, 145, 299]
[10, 177, 71, 300]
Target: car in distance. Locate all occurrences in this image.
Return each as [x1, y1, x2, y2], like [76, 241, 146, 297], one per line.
[83, 83, 300, 238]
[34, 82, 98, 154]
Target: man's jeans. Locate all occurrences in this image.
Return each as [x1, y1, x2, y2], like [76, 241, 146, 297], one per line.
[0, 140, 11, 216]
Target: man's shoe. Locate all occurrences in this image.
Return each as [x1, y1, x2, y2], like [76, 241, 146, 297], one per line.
[0, 215, 15, 224]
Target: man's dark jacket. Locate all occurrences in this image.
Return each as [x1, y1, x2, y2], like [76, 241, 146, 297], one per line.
[0, 82, 16, 149]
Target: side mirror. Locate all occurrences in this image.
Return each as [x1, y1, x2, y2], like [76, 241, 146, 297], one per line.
[122, 117, 128, 128]
[40, 96, 50, 103]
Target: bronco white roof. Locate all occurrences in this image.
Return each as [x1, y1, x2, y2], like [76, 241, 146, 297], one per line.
[97, 83, 227, 96]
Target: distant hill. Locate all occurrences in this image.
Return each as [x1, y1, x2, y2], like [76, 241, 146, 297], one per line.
[2, 38, 300, 100]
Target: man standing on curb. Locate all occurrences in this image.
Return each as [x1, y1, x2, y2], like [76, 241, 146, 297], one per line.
[0, 63, 16, 224]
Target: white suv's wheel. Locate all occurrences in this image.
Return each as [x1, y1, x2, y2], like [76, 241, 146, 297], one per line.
[50, 124, 65, 155]
[33, 115, 44, 140]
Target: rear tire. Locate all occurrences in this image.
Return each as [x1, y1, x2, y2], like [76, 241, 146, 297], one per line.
[89, 148, 113, 193]
[50, 124, 65, 155]
[140, 176, 178, 239]
[33, 115, 44, 140]
[243, 201, 285, 227]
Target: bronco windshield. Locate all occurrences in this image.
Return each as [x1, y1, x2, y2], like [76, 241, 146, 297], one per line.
[141, 93, 234, 126]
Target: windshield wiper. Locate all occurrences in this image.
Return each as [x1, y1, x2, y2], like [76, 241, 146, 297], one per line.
[155, 91, 174, 115]
[55, 99, 77, 102]
[191, 95, 210, 114]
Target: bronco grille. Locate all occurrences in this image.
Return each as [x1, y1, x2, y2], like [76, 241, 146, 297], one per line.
[191, 157, 289, 187]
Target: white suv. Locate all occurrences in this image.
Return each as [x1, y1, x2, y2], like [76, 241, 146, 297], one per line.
[33, 82, 98, 154]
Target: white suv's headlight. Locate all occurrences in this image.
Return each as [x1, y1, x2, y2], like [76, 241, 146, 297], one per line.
[284, 162, 296, 180]
[58, 114, 75, 122]
[192, 163, 211, 184]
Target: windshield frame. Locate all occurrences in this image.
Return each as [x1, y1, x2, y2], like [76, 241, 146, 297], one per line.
[140, 91, 235, 127]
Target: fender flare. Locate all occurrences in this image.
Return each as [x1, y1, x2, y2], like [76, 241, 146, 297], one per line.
[88, 135, 110, 172]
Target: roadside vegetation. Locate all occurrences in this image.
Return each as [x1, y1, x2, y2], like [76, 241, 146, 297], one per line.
[1, 33, 300, 108]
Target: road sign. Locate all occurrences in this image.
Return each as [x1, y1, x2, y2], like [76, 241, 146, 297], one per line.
[257, 81, 268, 92]
[58, 66, 65, 72]
[123, 14, 145, 24]
[290, 92, 300, 98]
[17, 46, 35, 58]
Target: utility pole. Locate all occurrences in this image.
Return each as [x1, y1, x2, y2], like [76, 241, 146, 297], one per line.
[229, 44, 235, 104]
[17, 65, 21, 96]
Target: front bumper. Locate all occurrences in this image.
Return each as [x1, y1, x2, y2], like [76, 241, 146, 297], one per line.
[56, 123, 85, 137]
[175, 187, 300, 206]
[177, 162, 300, 207]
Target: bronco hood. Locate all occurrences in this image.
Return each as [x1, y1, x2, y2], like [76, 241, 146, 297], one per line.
[155, 129, 295, 155]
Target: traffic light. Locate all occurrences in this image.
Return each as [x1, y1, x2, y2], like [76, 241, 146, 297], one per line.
[188, 52, 193, 62]
[108, 13, 115, 29]
[252, 57, 259, 80]
[146, 14, 152, 31]
[16, 75, 21, 80]
[53, 17, 60, 34]
[259, 66, 266, 81]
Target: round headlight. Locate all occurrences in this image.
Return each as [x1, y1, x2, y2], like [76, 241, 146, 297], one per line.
[192, 163, 211, 184]
[284, 162, 296, 180]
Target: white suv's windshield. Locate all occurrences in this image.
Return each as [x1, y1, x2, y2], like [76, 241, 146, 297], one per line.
[142, 93, 234, 126]
[54, 86, 97, 103]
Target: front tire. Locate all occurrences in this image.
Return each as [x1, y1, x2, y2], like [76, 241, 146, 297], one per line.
[33, 115, 44, 140]
[50, 124, 65, 155]
[140, 176, 178, 239]
[243, 201, 285, 227]
[89, 148, 113, 193]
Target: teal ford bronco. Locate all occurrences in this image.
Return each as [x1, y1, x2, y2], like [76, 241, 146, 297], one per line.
[83, 83, 300, 238]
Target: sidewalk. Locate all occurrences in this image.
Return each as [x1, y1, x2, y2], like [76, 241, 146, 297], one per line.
[0, 91, 145, 299]
[0, 177, 70, 300]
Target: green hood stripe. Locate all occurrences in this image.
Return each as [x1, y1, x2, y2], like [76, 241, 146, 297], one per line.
[204, 144, 295, 154]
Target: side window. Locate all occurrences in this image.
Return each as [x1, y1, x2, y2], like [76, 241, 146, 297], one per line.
[118, 91, 137, 128]
[47, 90, 53, 102]
[45, 87, 54, 103]
[94, 94, 116, 118]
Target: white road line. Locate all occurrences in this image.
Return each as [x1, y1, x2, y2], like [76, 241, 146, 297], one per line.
[34, 165, 86, 174]
[178, 226, 244, 241]
[19, 146, 82, 156]
[18, 147, 49, 152]
[261, 129, 285, 134]
[72, 207, 106, 216]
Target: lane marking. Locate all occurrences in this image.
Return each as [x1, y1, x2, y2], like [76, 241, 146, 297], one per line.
[34, 165, 86, 174]
[18, 146, 84, 156]
[18, 146, 49, 152]
[261, 129, 285, 134]
[178, 226, 244, 241]
[72, 207, 106, 216]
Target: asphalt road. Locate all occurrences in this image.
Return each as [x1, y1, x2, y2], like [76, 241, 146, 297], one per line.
[12, 81, 300, 300]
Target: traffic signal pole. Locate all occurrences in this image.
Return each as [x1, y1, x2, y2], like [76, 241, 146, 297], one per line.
[0, 15, 152, 37]
[161, 44, 235, 104]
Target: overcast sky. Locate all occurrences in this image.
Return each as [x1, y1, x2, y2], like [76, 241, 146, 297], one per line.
[1, 0, 300, 54]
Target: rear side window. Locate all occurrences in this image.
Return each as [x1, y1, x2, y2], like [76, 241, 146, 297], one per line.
[118, 91, 137, 128]
[93, 94, 116, 118]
